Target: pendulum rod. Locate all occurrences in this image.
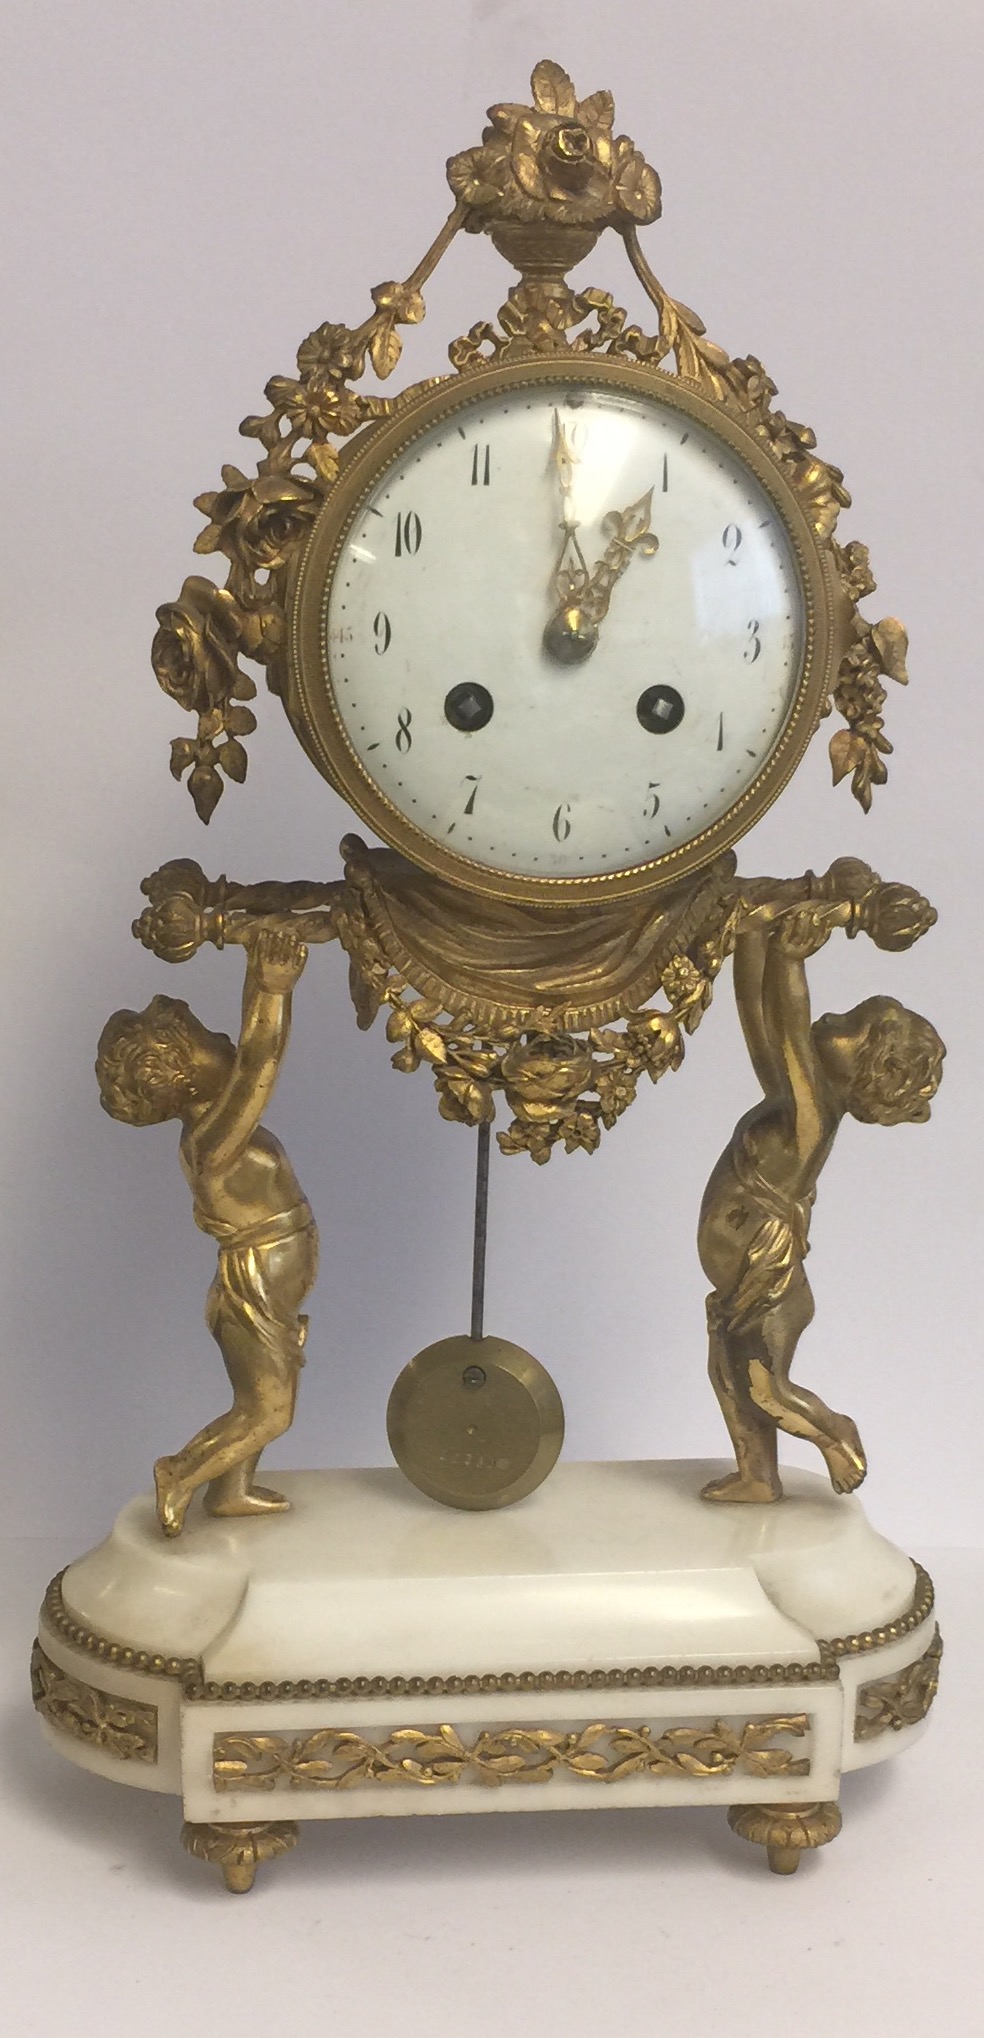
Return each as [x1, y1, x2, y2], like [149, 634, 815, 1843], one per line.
[470, 1120, 491, 1343]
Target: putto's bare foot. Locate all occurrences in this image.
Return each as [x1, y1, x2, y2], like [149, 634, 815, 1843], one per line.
[154, 1456, 192, 1537]
[700, 1471, 783, 1505]
[823, 1425, 867, 1494]
[206, 1484, 291, 1520]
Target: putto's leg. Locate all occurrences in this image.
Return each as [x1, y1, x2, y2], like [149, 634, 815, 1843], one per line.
[206, 1452, 290, 1518]
[152, 1244, 309, 1535]
[701, 1313, 782, 1504]
[154, 1379, 297, 1533]
[745, 1272, 866, 1494]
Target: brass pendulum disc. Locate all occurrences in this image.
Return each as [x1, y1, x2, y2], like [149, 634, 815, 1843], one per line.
[386, 1333, 565, 1511]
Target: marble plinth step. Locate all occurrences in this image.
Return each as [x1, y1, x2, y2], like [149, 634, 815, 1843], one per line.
[59, 1459, 917, 1687]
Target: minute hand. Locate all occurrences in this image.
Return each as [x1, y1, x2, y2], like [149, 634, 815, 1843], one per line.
[581, 489, 659, 628]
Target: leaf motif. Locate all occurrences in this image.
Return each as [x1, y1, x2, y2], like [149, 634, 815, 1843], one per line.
[677, 1748, 731, 1775]
[576, 89, 614, 128]
[605, 1755, 650, 1781]
[829, 727, 866, 785]
[192, 525, 224, 555]
[169, 737, 197, 779]
[224, 704, 258, 736]
[609, 1726, 652, 1754]
[416, 1026, 448, 1064]
[372, 281, 426, 323]
[871, 616, 909, 683]
[485, 102, 528, 134]
[369, 318, 402, 379]
[513, 146, 544, 198]
[307, 440, 340, 484]
[531, 59, 577, 115]
[189, 762, 223, 823]
[217, 736, 248, 782]
[437, 1086, 475, 1125]
[741, 1714, 808, 1749]
[743, 1749, 811, 1777]
[220, 464, 249, 489]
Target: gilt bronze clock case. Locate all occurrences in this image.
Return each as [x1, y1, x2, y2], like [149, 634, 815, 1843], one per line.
[31, 62, 941, 1894]
[286, 355, 841, 907]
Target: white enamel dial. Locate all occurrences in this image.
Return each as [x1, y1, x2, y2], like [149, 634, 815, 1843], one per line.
[321, 380, 806, 881]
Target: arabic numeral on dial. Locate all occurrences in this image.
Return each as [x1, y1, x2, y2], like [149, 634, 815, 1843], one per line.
[722, 523, 742, 564]
[552, 802, 573, 842]
[470, 444, 491, 486]
[643, 782, 661, 819]
[744, 618, 762, 663]
[394, 511, 422, 558]
[395, 708, 413, 753]
[448, 773, 482, 835]
[373, 611, 392, 655]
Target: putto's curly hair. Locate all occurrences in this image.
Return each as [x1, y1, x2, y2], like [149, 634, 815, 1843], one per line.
[96, 995, 208, 1126]
[842, 996, 945, 1126]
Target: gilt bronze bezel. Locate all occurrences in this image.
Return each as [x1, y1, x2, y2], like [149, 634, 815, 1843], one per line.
[288, 353, 838, 908]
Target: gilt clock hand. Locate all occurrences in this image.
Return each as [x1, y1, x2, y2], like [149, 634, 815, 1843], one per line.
[580, 488, 660, 630]
[548, 410, 590, 603]
[543, 471, 660, 666]
[543, 411, 598, 666]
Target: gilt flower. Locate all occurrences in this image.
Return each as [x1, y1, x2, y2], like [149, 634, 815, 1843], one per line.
[660, 955, 704, 1008]
[835, 539, 877, 605]
[152, 576, 252, 716]
[193, 467, 320, 571]
[725, 355, 778, 413]
[264, 375, 359, 444]
[296, 321, 358, 383]
[447, 61, 660, 228]
[501, 1030, 593, 1121]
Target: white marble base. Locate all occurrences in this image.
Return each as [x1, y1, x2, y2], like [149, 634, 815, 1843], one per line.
[33, 1462, 941, 1865]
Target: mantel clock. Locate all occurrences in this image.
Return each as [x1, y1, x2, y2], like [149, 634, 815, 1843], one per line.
[33, 63, 944, 1893]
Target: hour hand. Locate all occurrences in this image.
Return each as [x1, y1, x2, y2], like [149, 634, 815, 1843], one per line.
[582, 489, 659, 628]
[543, 484, 659, 666]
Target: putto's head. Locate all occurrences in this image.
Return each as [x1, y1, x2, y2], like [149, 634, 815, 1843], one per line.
[95, 995, 229, 1126]
[814, 995, 945, 1126]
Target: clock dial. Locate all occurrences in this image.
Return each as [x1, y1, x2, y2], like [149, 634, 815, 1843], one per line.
[321, 380, 805, 881]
